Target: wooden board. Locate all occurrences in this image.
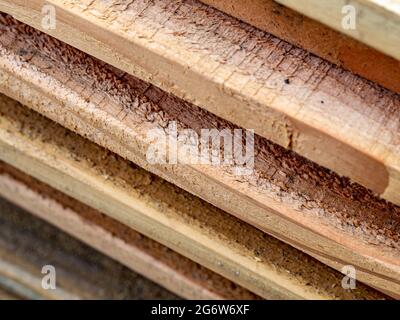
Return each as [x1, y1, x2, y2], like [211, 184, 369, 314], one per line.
[0, 17, 399, 297]
[200, 0, 400, 93]
[276, 0, 400, 60]
[0, 1, 399, 205]
[0, 163, 259, 300]
[0, 94, 386, 300]
[0, 196, 180, 300]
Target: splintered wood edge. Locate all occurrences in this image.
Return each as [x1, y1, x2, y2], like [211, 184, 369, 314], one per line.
[0, 95, 388, 300]
[276, 0, 400, 60]
[0, 0, 399, 205]
[0, 165, 259, 300]
[200, 0, 400, 93]
[0, 20, 398, 297]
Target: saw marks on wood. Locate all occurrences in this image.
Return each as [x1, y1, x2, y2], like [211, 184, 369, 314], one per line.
[276, 0, 400, 60]
[200, 0, 400, 93]
[0, 1, 399, 204]
[0, 17, 399, 297]
[0, 94, 388, 300]
[0, 163, 259, 300]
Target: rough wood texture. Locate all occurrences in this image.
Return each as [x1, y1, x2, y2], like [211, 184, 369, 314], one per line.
[0, 17, 399, 297]
[0, 1, 399, 204]
[200, 0, 400, 93]
[0, 196, 180, 300]
[0, 163, 259, 300]
[276, 0, 400, 60]
[0, 94, 387, 300]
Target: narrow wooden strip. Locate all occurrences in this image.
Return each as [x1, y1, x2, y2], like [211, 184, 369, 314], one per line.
[0, 163, 259, 300]
[200, 0, 400, 93]
[276, 0, 400, 60]
[0, 94, 386, 300]
[0, 17, 398, 296]
[0, 0, 398, 202]
[0, 197, 179, 300]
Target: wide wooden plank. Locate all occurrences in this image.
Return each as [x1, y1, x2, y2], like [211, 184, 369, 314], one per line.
[276, 0, 400, 60]
[200, 0, 400, 93]
[0, 1, 399, 204]
[0, 17, 399, 297]
[0, 94, 386, 300]
[0, 163, 259, 300]
[0, 196, 180, 300]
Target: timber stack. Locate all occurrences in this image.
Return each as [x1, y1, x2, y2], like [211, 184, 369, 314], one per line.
[0, 0, 398, 300]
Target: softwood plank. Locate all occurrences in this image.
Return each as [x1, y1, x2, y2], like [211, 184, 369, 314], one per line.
[276, 0, 400, 60]
[0, 17, 399, 297]
[0, 1, 398, 204]
[200, 0, 400, 93]
[0, 163, 259, 300]
[0, 94, 386, 300]
[0, 196, 180, 300]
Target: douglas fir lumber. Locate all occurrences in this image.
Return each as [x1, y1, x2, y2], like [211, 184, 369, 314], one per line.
[200, 0, 400, 93]
[0, 197, 180, 300]
[275, 0, 400, 60]
[0, 163, 259, 300]
[0, 95, 387, 300]
[0, 1, 399, 205]
[0, 18, 399, 298]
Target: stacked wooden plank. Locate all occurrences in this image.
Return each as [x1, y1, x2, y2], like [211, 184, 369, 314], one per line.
[0, 0, 398, 300]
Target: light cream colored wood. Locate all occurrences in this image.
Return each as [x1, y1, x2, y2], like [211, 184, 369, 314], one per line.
[276, 0, 400, 60]
[0, 94, 387, 300]
[0, 0, 399, 204]
[0, 165, 259, 300]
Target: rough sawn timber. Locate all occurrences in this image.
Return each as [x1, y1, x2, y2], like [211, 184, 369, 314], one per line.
[0, 94, 388, 300]
[200, 0, 400, 93]
[0, 0, 399, 204]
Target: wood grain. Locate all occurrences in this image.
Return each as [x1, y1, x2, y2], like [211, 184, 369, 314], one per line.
[0, 94, 387, 300]
[276, 0, 400, 60]
[0, 162, 259, 300]
[0, 17, 399, 297]
[0, 0, 398, 204]
[200, 0, 400, 93]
